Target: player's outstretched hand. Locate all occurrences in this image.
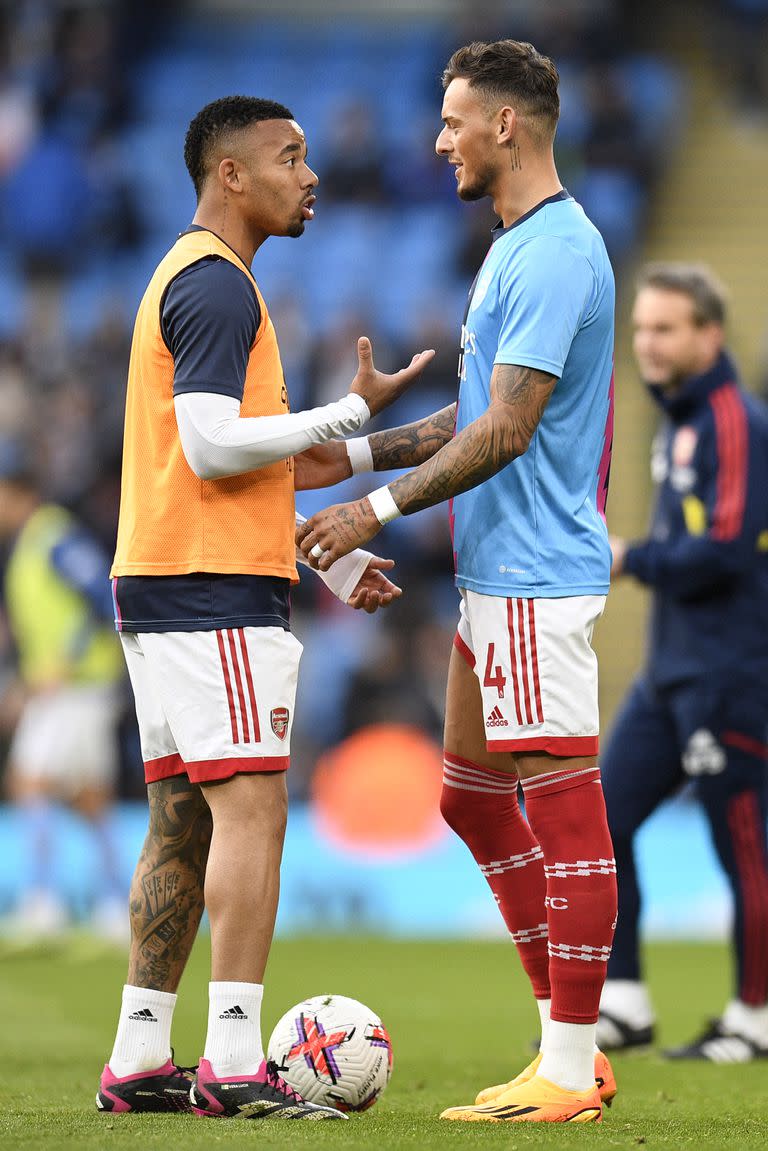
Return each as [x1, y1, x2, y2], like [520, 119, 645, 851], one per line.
[297, 498, 382, 570]
[347, 556, 402, 613]
[293, 441, 351, 490]
[349, 336, 435, 417]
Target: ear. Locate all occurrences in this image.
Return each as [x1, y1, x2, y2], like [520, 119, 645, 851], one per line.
[704, 323, 724, 360]
[497, 106, 517, 146]
[218, 157, 243, 194]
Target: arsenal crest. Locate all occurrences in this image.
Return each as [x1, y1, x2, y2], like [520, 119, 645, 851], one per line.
[271, 707, 289, 740]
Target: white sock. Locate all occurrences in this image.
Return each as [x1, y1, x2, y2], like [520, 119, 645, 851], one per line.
[537, 998, 551, 1052]
[599, 979, 655, 1029]
[722, 999, 768, 1048]
[108, 984, 176, 1076]
[204, 981, 264, 1076]
[538, 1020, 596, 1092]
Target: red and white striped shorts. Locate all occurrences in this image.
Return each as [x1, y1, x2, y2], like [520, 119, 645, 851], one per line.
[455, 590, 605, 757]
[120, 627, 302, 784]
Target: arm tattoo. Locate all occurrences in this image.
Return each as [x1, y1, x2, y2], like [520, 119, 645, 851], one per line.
[127, 775, 213, 992]
[369, 404, 456, 470]
[389, 365, 556, 515]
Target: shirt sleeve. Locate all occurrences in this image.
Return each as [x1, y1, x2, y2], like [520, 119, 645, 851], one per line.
[162, 257, 261, 401]
[495, 236, 596, 376]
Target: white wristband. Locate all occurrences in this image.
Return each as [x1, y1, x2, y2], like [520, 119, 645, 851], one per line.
[346, 436, 374, 475]
[367, 485, 401, 525]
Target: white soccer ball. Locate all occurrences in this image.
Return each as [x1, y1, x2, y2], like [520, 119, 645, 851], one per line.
[267, 993, 393, 1112]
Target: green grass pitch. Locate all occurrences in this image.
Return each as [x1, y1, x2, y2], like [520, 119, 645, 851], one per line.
[1, 935, 766, 1149]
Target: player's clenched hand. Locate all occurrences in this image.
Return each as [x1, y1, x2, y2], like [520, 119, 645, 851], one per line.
[297, 499, 381, 570]
[293, 442, 351, 490]
[346, 556, 402, 613]
[349, 336, 435, 417]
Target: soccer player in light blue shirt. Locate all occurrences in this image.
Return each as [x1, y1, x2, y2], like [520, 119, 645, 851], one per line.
[298, 39, 618, 1122]
[456, 191, 614, 597]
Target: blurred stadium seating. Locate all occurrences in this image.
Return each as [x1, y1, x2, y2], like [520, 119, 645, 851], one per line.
[0, 1, 719, 935]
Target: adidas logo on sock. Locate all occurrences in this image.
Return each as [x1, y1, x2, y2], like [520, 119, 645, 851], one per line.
[128, 1008, 158, 1022]
[485, 706, 508, 728]
[219, 1005, 249, 1020]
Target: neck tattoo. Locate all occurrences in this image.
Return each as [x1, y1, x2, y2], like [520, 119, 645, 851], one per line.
[509, 142, 522, 172]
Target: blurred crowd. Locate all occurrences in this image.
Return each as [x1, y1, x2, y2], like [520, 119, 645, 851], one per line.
[0, 0, 683, 835]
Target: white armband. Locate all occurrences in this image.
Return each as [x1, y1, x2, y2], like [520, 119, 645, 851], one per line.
[367, 485, 402, 525]
[346, 436, 374, 475]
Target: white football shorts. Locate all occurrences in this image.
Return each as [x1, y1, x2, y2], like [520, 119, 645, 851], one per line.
[455, 590, 605, 755]
[9, 683, 120, 796]
[120, 626, 302, 785]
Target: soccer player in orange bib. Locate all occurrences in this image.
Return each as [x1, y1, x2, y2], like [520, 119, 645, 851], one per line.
[97, 96, 433, 1121]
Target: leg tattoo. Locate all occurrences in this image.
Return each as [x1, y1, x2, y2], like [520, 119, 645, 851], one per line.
[127, 776, 213, 992]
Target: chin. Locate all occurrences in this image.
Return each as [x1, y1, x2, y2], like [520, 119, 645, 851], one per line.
[286, 221, 305, 238]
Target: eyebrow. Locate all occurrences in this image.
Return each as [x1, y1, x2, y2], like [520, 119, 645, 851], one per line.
[278, 142, 304, 157]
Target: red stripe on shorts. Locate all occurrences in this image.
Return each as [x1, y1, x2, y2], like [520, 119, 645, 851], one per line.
[237, 628, 261, 741]
[226, 628, 250, 743]
[506, 598, 524, 726]
[516, 597, 534, 725]
[216, 630, 239, 744]
[527, 599, 544, 722]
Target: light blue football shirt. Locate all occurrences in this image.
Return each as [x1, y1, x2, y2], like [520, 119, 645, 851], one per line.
[452, 191, 614, 597]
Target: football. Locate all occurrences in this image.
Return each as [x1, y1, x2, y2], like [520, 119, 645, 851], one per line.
[267, 993, 393, 1112]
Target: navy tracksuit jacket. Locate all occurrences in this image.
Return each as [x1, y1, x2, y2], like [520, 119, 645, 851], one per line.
[602, 352, 768, 1004]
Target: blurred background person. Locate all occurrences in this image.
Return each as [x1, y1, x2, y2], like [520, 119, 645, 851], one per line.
[600, 264, 768, 1062]
[0, 437, 126, 939]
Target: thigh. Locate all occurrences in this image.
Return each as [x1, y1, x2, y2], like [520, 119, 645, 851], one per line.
[138, 626, 302, 785]
[600, 677, 683, 835]
[444, 641, 517, 776]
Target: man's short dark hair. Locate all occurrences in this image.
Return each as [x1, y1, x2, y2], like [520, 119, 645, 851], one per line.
[637, 262, 728, 327]
[443, 40, 559, 142]
[184, 96, 294, 199]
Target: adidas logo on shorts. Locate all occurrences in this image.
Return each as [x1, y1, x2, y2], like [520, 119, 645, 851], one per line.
[485, 706, 508, 728]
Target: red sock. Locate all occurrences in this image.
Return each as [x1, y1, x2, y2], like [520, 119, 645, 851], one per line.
[521, 766, 618, 1025]
[441, 753, 550, 998]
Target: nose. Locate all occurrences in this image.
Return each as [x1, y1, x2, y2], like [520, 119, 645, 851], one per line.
[435, 126, 450, 156]
[304, 164, 319, 189]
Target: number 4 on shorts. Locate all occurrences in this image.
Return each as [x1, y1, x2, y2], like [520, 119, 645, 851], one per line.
[483, 643, 506, 699]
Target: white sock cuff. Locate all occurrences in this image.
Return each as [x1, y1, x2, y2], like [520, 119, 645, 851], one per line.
[209, 981, 264, 998]
[123, 984, 177, 1008]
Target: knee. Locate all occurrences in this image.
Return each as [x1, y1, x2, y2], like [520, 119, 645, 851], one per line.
[439, 776, 489, 844]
